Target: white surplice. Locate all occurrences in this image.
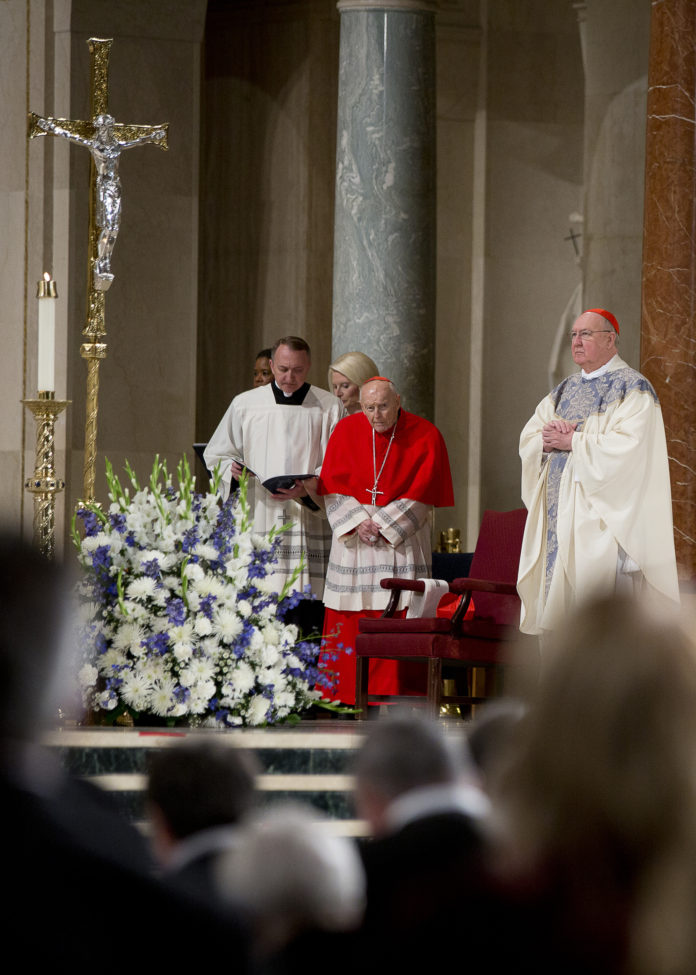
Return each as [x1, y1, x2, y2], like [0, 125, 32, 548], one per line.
[517, 355, 680, 635]
[323, 494, 432, 611]
[204, 383, 343, 597]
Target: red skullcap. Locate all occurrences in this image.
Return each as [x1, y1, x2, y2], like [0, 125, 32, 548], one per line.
[363, 376, 393, 384]
[585, 308, 620, 335]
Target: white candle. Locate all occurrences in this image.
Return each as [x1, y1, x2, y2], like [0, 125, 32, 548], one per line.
[37, 272, 57, 392]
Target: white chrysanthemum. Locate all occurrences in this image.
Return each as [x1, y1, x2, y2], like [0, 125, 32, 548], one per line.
[213, 608, 243, 643]
[255, 576, 281, 596]
[286, 654, 304, 671]
[247, 694, 270, 726]
[280, 623, 299, 645]
[136, 657, 169, 683]
[179, 658, 215, 687]
[188, 680, 216, 712]
[150, 678, 178, 716]
[249, 629, 264, 651]
[194, 616, 213, 637]
[169, 621, 194, 644]
[120, 672, 152, 710]
[199, 636, 221, 656]
[120, 599, 149, 621]
[112, 621, 147, 654]
[263, 666, 286, 689]
[274, 689, 296, 709]
[98, 647, 128, 673]
[190, 575, 228, 600]
[261, 624, 281, 646]
[260, 645, 281, 668]
[81, 531, 112, 553]
[78, 664, 98, 688]
[139, 549, 175, 571]
[193, 542, 219, 562]
[228, 661, 256, 695]
[173, 645, 193, 664]
[158, 525, 178, 553]
[126, 577, 158, 600]
[184, 562, 205, 582]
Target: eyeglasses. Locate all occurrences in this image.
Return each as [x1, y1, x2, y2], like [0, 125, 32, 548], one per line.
[569, 329, 613, 341]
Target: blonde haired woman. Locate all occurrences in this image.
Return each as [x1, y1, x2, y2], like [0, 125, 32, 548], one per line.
[328, 351, 379, 414]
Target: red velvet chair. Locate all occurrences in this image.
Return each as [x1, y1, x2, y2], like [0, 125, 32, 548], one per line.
[354, 508, 527, 717]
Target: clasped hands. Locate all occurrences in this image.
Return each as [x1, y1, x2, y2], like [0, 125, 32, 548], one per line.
[357, 517, 381, 546]
[542, 419, 577, 453]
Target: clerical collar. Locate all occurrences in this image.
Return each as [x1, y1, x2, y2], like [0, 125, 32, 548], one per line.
[582, 355, 618, 380]
[271, 381, 310, 405]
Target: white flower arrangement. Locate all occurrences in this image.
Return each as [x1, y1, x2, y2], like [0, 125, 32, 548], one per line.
[73, 456, 333, 727]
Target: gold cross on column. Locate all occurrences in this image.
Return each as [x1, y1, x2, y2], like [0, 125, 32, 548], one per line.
[28, 37, 169, 505]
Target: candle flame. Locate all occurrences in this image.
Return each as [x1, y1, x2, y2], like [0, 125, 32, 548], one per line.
[43, 271, 51, 282]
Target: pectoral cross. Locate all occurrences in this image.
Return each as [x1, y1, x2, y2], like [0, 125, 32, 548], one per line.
[366, 485, 383, 504]
[28, 37, 169, 505]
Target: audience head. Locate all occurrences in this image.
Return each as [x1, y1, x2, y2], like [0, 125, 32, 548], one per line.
[466, 697, 527, 791]
[353, 714, 464, 834]
[253, 348, 273, 387]
[147, 738, 258, 863]
[270, 337, 311, 395]
[328, 351, 379, 414]
[218, 803, 365, 954]
[494, 594, 696, 975]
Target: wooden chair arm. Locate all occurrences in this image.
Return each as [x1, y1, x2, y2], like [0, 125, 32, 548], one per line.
[379, 578, 426, 617]
[449, 577, 518, 596]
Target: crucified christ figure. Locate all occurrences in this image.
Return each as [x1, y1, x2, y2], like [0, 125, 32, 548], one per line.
[37, 113, 166, 291]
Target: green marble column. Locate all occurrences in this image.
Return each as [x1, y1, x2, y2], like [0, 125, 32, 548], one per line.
[332, 0, 436, 419]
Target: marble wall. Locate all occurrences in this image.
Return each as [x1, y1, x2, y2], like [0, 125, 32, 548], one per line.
[641, 0, 696, 580]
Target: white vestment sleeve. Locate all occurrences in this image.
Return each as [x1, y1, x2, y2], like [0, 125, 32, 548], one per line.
[203, 400, 243, 502]
[372, 499, 431, 548]
[326, 494, 368, 545]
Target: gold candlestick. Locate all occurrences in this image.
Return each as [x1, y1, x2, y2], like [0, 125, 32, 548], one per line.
[23, 392, 70, 559]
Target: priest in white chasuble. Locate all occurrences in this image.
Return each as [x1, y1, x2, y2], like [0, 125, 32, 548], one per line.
[204, 337, 343, 630]
[517, 308, 680, 636]
[316, 377, 454, 704]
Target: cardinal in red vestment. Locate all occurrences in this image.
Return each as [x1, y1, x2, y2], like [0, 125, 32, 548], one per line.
[316, 377, 454, 704]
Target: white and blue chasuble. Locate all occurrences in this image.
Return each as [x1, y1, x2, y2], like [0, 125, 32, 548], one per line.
[517, 356, 680, 635]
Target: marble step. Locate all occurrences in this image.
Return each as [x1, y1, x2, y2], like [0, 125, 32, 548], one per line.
[43, 722, 369, 835]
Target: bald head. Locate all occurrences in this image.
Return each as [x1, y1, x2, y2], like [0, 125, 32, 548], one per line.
[360, 379, 401, 432]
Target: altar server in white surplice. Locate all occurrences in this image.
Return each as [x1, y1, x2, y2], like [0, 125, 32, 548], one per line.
[517, 308, 680, 636]
[204, 337, 343, 619]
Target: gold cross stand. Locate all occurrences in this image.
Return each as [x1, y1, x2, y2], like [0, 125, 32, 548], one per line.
[29, 37, 168, 506]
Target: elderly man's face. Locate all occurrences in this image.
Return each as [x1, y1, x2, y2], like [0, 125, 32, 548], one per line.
[270, 345, 311, 394]
[570, 312, 617, 372]
[361, 381, 401, 433]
